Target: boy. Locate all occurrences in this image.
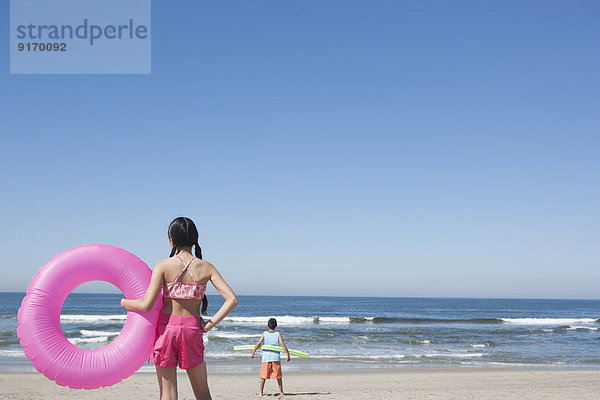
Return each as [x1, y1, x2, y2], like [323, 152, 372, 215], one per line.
[251, 318, 291, 396]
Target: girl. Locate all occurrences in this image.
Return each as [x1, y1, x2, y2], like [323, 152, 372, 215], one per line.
[121, 217, 238, 400]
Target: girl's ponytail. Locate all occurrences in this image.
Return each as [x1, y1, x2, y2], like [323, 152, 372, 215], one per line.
[194, 241, 207, 314]
[194, 242, 203, 260]
[198, 241, 207, 314]
[201, 295, 209, 316]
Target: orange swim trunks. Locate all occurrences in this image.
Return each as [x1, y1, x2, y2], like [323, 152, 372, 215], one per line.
[260, 361, 282, 379]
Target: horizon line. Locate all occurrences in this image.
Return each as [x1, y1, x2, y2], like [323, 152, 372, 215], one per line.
[2, 291, 599, 301]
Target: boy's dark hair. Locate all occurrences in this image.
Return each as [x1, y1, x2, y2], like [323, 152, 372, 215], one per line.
[268, 318, 277, 330]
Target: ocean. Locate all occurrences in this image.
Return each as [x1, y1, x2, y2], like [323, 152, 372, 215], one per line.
[1, 293, 599, 373]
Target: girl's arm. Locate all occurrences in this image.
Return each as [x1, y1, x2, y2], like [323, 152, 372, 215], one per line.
[279, 333, 291, 361]
[121, 263, 164, 312]
[251, 332, 265, 358]
[202, 263, 238, 332]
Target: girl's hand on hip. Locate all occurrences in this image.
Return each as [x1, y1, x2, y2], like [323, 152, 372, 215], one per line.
[203, 319, 215, 332]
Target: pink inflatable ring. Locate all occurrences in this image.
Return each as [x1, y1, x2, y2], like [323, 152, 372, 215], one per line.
[17, 244, 162, 389]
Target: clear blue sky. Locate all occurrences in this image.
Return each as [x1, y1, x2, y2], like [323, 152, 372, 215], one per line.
[1, 1, 598, 298]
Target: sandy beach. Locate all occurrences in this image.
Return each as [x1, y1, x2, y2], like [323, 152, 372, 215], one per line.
[1, 369, 599, 399]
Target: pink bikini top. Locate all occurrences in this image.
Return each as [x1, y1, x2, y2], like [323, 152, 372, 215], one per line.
[162, 256, 207, 300]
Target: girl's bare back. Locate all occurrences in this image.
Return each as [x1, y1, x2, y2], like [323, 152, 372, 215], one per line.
[161, 256, 213, 317]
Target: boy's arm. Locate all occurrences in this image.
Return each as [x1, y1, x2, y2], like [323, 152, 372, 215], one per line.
[251, 333, 265, 358]
[279, 333, 291, 362]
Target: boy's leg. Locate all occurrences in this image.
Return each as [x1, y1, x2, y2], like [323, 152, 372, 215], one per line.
[156, 365, 178, 400]
[277, 378, 284, 395]
[259, 362, 270, 395]
[259, 378, 266, 395]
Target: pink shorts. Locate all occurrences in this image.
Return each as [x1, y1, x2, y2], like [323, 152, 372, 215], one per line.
[151, 314, 205, 369]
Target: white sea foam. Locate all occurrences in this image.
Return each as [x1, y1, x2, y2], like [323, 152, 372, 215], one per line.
[500, 318, 597, 325]
[223, 315, 362, 325]
[566, 326, 599, 331]
[422, 353, 484, 358]
[68, 336, 109, 344]
[360, 354, 406, 360]
[460, 361, 540, 367]
[316, 317, 352, 324]
[406, 339, 432, 345]
[80, 329, 121, 337]
[0, 349, 25, 357]
[469, 343, 487, 348]
[207, 332, 261, 339]
[309, 354, 407, 361]
[61, 314, 126, 323]
[224, 316, 313, 324]
[204, 352, 240, 360]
